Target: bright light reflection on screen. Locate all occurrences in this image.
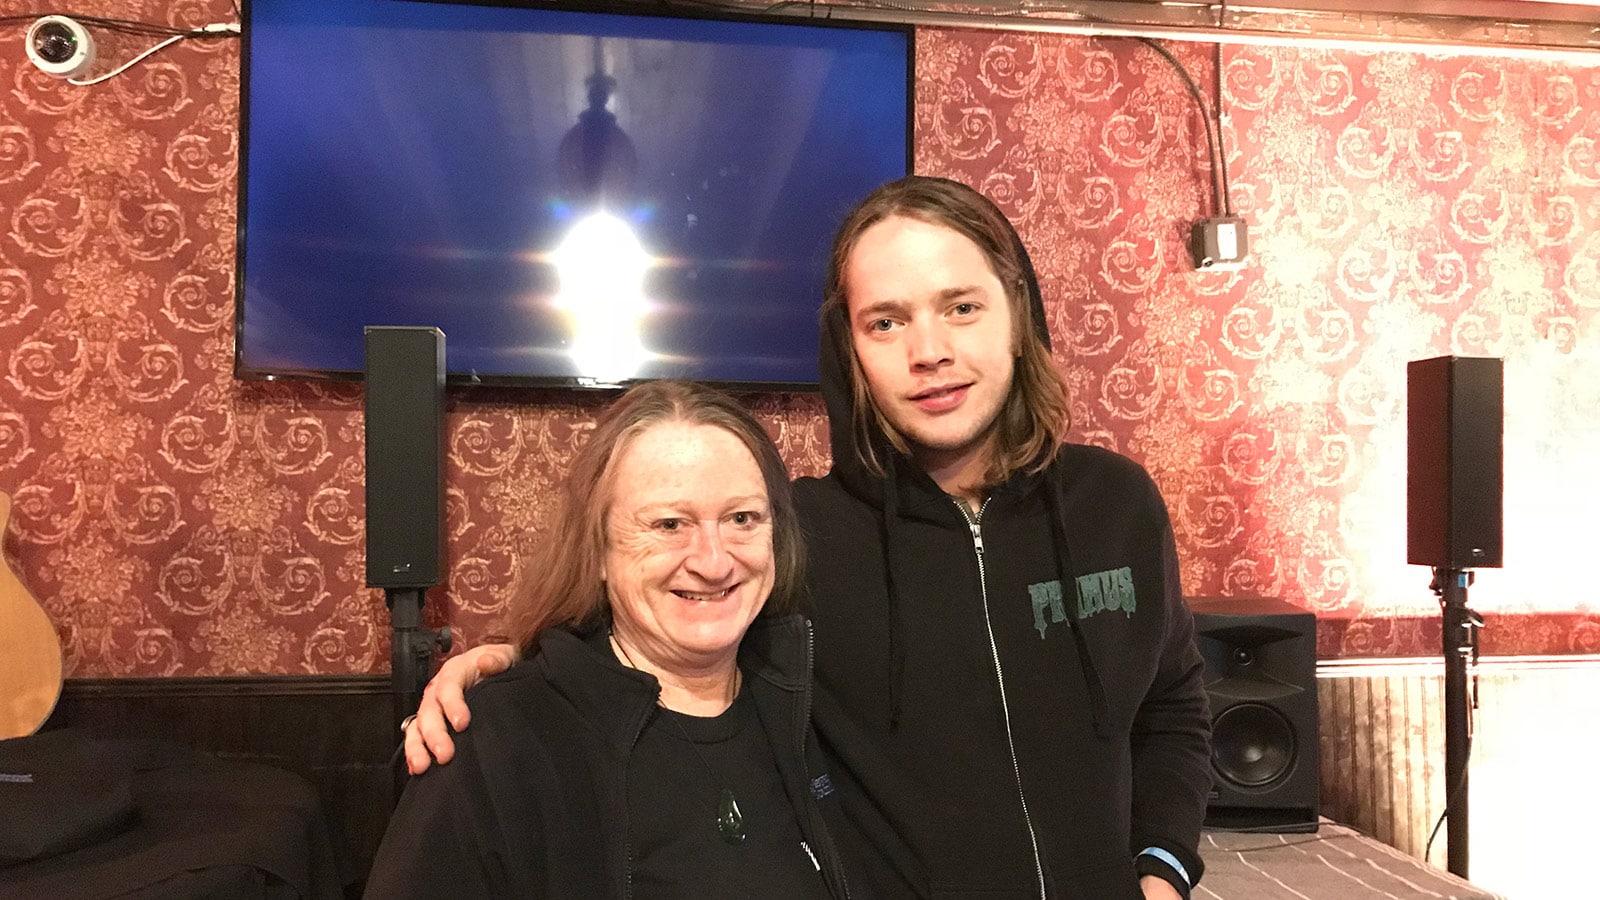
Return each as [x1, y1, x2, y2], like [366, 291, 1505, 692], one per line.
[551, 212, 654, 381]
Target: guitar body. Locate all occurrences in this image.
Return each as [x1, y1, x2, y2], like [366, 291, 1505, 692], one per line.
[0, 490, 62, 739]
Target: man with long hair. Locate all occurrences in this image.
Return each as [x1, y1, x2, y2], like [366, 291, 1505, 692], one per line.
[407, 177, 1211, 899]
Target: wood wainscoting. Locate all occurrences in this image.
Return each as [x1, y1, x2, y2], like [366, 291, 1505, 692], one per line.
[35, 657, 1600, 897]
[1318, 655, 1600, 899]
[42, 675, 398, 891]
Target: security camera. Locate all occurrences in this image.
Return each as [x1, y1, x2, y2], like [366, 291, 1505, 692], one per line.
[25, 16, 96, 80]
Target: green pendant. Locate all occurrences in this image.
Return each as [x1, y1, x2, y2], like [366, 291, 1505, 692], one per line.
[717, 788, 746, 844]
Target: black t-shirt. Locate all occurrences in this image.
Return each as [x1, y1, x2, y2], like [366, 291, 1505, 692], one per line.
[627, 676, 832, 899]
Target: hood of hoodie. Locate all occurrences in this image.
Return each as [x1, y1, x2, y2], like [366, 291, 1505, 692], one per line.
[817, 176, 1053, 505]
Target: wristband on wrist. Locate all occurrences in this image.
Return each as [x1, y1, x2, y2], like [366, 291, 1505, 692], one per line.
[1136, 846, 1192, 898]
[1137, 846, 1190, 886]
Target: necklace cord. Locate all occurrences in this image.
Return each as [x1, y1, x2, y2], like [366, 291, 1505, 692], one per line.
[610, 629, 748, 845]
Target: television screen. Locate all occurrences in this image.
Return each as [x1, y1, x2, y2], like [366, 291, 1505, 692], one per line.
[238, 0, 912, 389]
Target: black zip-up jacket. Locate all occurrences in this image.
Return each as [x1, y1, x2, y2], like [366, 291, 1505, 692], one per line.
[795, 177, 1211, 899]
[365, 616, 856, 899]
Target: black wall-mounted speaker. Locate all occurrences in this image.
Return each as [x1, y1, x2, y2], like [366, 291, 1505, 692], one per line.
[1190, 596, 1319, 833]
[1407, 355, 1503, 570]
[364, 326, 446, 590]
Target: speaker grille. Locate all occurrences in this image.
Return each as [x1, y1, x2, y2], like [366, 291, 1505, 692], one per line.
[1213, 702, 1297, 788]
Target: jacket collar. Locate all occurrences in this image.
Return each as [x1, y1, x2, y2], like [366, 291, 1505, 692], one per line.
[887, 450, 1050, 523]
[534, 615, 813, 754]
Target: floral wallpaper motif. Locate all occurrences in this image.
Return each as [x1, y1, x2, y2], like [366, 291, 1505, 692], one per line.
[912, 31, 1600, 658]
[0, 3, 1595, 676]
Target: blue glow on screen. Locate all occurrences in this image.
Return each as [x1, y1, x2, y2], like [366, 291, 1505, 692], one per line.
[239, 0, 910, 387]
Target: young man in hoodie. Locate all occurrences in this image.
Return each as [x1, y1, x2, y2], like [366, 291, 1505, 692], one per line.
[404, 177, 1212, 900]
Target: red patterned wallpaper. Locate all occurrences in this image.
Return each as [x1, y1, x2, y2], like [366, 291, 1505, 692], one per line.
[1, 2, 1596, 676]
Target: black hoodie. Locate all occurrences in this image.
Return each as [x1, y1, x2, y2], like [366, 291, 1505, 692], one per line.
[366, 617, 857, 898]
[793, 177, 1211, 899]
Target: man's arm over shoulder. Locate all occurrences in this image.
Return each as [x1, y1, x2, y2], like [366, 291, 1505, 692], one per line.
[405, 643, 521, 774]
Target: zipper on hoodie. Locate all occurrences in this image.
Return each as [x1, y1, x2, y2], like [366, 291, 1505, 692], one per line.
[799, 620, 851, 898]
[622, 693, 658, 900]
[958, 497, 1048, 899]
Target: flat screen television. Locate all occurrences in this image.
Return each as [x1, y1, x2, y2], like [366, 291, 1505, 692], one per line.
[237, 0, 912, 390]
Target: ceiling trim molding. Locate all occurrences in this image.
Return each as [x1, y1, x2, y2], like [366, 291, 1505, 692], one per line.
[739, 0, 1600, 62]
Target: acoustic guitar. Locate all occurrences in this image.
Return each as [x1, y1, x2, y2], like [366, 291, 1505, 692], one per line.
[0, 490, 62, 739]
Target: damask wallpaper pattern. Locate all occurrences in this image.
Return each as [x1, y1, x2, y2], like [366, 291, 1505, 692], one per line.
[0, 2, 1595, 676]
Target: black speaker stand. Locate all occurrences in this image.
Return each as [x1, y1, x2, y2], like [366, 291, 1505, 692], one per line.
[385, 587, 452, 737]
[1431, 567, 1483, 880]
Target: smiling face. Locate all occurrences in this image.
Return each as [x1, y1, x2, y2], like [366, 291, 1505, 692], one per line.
[844, 213, 1018, 490]
[602, 420, 775, 677]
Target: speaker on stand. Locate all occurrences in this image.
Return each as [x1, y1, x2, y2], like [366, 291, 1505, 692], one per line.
[1407, 354, 1503, 880]
[1190, 596, 1319, 833]
[364, 326, 453, 746]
